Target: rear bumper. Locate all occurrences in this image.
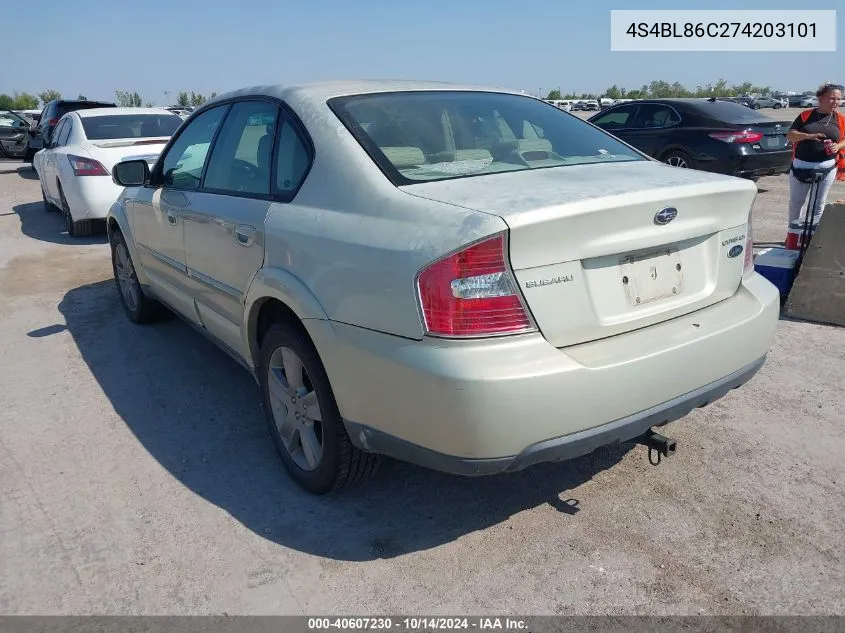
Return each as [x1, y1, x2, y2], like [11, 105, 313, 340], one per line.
[344, 355, 765, 476]
[694, 146, 791, 179]
[308, 273, 779, 473]
[730, 151, 792, 179]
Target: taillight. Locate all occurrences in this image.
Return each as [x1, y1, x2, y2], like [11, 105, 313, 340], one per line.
[416, 232, 535, 337]
[709, 130, 764, 144]
[48, 118, 59, 126]
[743, 211, 754, 275]
[67, 155, 109, 176]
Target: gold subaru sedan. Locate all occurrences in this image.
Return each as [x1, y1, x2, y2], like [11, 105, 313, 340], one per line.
[105, 80, 779, 494]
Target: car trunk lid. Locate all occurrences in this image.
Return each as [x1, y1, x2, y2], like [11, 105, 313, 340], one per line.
[403, 161, 756, 347]
[712, 120, 790, 152]
[84, 138, 169, 169]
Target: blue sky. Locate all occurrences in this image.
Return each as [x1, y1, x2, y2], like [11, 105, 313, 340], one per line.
[4, 0, 841, 105]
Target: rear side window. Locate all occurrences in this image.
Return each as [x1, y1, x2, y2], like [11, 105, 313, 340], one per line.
[57, 118, 73, 146]
[49, 119, 67, 146]
[81, 114, 182, 140]
[275, 118, 311, 197]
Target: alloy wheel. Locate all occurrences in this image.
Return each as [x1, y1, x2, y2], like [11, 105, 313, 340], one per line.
[665, 155, 689, 168]
[266, 346, 324, 471]
[114, 241, 140, 313]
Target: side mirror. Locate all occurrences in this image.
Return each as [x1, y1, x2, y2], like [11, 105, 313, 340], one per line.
[28, 138, 44, 150]
[113, 159, 151, 187]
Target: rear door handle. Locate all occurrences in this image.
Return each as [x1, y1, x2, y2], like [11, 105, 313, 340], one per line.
[166, 210, 179, 226]
[235, 225, 256, 247]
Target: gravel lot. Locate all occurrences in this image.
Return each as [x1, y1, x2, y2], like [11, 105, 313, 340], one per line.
[0, 156, 843, 616]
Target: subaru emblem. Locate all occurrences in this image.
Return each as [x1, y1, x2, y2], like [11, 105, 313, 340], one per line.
[654, 207, 678, 225]
[728, 244, 744, 258]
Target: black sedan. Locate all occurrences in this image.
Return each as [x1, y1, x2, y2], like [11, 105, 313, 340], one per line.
[587, 98, 792, 180]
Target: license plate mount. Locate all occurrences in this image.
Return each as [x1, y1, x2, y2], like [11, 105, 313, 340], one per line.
[620, 249, 684, 307]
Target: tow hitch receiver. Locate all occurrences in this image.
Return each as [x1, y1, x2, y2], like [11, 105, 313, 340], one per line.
[634, 429, 677, 466]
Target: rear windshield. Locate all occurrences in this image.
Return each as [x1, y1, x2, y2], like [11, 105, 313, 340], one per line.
[328, 91, 645, 185]
[81, 114, 183, 140]
[693, 100, 776, 124]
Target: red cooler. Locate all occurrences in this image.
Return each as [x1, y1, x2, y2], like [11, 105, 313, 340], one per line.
[785, 216, 821, 251]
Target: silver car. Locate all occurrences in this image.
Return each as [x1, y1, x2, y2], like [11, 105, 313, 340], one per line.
[107, 81, 779, 494]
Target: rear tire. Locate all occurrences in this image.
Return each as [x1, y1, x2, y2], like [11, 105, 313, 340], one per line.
[259, 322, 380, 494]
[41, 186, 58, 212]
[662, 150, 695, 170]
[58, 184, 94, 237]
[110, 229, 162, 324]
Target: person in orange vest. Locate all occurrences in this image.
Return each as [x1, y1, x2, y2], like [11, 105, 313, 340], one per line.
[785, 82, 844, 225]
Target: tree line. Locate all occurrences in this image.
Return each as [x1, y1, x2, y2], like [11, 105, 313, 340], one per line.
[0, 89, 218, 111]
[545, 79, 797, 101]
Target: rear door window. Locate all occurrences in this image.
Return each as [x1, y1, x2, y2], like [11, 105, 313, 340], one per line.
[629, 104, 681, 129]
[202, 101, 279, 196]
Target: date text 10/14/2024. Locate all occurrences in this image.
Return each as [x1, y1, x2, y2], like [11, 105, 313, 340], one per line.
[308, 617, 529, 631]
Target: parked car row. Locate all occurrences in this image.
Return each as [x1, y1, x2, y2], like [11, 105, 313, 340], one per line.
[85, 81, 780, 495]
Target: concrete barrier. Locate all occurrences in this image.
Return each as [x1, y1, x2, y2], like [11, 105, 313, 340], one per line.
[784, 202, 845, 326]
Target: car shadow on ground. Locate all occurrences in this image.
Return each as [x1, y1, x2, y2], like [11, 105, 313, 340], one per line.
[51, 279, 633, 562]
[12, 202, 107, 245]
[0, 164, 39, 179]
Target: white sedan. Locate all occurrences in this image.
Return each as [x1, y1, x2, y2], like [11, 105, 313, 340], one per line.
[32, 107, 184, 237]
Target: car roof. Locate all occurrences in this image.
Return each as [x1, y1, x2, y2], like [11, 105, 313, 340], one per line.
[206, 79, 524, 107]
[52, 99, 116, 107]
[74, 107, 178, 118]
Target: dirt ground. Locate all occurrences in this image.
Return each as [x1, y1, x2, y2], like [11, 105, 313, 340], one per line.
[0, 160, 843, 616]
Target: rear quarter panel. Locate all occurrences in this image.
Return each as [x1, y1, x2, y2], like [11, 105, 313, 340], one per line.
[261, 95, 508, 341]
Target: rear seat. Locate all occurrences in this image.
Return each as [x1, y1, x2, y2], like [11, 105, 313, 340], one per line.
[518, 120, 553, 153]
[453, 149, 493, 161]
[381, 146, 426, 168]
[516, 138, 553, 153]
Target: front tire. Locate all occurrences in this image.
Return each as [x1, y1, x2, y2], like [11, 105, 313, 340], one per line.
[110, 229, 161, 324]
[259, 322, 379, 494]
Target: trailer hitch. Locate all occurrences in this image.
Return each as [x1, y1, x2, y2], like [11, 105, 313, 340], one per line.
[634, 429, 677, 466]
